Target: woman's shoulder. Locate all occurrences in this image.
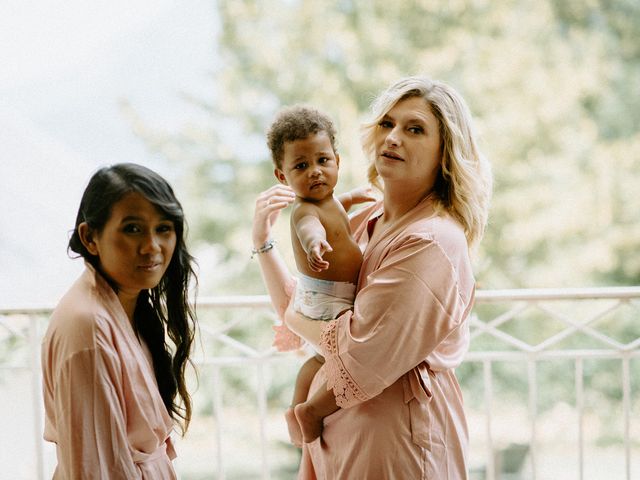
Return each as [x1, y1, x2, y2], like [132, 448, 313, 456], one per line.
[44, 270, 113, 355]
[404, 211, 467, 252]
[400, 213, 474, 296]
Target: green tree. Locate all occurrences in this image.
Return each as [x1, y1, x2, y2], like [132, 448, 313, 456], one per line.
[132, 0, 640, 294]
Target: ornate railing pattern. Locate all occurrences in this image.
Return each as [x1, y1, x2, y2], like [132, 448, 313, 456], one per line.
[467, 288, 640, 480]
[1, 287, 638, 480]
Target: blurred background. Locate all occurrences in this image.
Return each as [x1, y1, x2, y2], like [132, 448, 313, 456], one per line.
[1, 0, 639, 479]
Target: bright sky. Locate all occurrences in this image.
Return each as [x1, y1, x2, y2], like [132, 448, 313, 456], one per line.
[0, 0, 219, 306]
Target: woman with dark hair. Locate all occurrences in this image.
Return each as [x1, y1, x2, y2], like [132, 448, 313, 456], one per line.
[42, 163, 197, 479]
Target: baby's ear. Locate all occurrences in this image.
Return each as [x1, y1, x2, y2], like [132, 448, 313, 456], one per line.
[335, 153, 340, 168]
[274, 168, 288, 185]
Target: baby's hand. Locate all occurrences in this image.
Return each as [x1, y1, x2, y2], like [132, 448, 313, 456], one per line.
[348, 186, 376, 205]
[307, 239, 332, 272]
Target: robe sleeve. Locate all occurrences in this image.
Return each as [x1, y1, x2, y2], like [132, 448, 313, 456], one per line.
[49, 338, 141, 479]
[319, 233, 473, 408]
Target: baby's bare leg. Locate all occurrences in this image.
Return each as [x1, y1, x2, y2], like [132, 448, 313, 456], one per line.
[294, 381, 339, 443]
[286, 355, 324, 447]
[284, 407, 302, 448]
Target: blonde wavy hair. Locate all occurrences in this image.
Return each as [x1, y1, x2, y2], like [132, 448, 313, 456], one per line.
[361, 76, 492, 249]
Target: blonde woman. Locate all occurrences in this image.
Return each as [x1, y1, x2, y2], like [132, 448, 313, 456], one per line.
[253, 76, 492, 479]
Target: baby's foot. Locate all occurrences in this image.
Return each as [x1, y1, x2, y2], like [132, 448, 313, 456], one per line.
[284, 407, 303, 447]
[294, 402, 323, 443]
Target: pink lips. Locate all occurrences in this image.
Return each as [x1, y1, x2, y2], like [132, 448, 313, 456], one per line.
[381, 150, 404, 161]
[138, 262, 161, 271]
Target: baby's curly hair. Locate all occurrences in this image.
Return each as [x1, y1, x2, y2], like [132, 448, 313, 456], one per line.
[266, 105, 337, 169]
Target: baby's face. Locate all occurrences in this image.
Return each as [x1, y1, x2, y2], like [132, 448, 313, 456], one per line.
[275, 131, 339, 201]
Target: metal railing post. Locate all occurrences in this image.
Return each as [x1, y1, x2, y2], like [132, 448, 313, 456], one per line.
[29, 315, 45, 480]
[483, 359, 495, 480]
[622, 356, 631, 480]
[528, 358, 537, 480]
[212, 366, 225, 480]
[575, 357, 584, 480]
[256, 361, 270, 480]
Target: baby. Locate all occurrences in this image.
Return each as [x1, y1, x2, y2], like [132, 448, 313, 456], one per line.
[266, 105, 373, 445]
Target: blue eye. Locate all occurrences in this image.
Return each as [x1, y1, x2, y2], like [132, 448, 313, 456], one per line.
[408, 126, 424, 134]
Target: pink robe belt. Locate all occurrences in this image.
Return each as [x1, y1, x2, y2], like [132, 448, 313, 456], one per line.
[402, 362, 434, 450]
[131, 437, 176, 464]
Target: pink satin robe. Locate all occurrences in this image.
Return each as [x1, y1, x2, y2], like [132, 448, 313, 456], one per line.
[278, 196, 475, 479]
[41, 264, 177, 479]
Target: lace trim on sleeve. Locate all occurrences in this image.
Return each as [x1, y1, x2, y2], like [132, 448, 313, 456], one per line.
[320, 319, 369, 408]
[272, 323, 303, 351]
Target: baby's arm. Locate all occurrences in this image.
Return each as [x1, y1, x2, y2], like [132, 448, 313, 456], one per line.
[294, 208, 332, 272]
[337, 186, 376, 212]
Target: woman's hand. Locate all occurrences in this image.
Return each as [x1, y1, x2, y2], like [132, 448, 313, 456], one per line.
[338, 186, 377, 212]
[348, 186, 377, 206]
[253, 185, 296, 247]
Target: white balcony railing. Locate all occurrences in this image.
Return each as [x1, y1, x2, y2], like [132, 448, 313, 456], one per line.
[1, 287, 639, 480]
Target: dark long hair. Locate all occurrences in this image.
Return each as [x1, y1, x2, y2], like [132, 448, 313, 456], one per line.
[69, 163, 197, 435]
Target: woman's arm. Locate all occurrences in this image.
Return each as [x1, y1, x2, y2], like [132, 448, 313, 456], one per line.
[252, 185, 297, 316]
[48, 348, 140, 478]
[284, 303, 327, 351]
[317, 234, 474, 408]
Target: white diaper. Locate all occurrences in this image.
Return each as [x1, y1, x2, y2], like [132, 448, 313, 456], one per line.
[294, 273, 356, 321]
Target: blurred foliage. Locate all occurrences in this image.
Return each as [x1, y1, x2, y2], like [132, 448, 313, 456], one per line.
[129, 0, 640, 295]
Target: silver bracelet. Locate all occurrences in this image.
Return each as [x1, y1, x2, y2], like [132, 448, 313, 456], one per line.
[251, 239, 277, 259]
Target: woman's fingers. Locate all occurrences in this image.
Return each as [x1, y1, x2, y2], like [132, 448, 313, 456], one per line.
[252, 185, 295, 246]
[257, 185, 295, 204]
[256, 189, 295, 218]
[255, 186, 294, 211]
